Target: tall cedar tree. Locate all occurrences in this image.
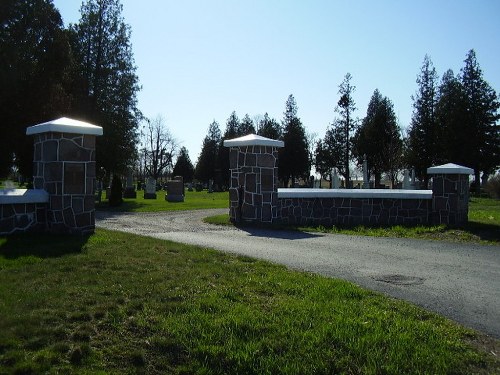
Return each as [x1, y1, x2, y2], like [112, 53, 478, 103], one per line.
[460, 49, 500, 192]
[314, 122, 347, 183]
[69, 0, 141, 175]
[172, 147, 195, 182]
[406, 55, 439, 185]
[0, 0, 72, 177]
[279, 95, 310, 187]
[315, 73, 357, 186]
[335, 73, 357, 187]
[257, 113, 282, 139]
[238, 114, 256, 135]
[195, 121, 221, 183]
[435, 69, 468, 166]
[218, 111, 240, 188]
[353, 89, 402, 187]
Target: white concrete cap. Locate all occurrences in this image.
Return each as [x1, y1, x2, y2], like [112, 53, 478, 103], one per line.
[427, 163, 474, 175]
[26, 117, 103, 136]
[223, 134, 284, 148]
[278, 188, 433, 200]
[0, 189, 49, 204]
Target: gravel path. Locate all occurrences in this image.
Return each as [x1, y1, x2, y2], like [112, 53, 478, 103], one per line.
[96, 209, 500, 339]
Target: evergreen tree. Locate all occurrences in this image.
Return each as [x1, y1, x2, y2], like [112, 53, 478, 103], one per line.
[460, 49, 500, 192]
[0, 0, 72, 177]
[279, 95, 310, 186]
[257, 113, 282, 140]
[172, 147, 195, 182]
[352, 89, 402, 187]
[335, 73, 357, 187]
[238, 114, 256, 135]
[435, 69, 468, 166]
[69, 0, 141, 175]
[218, 111, 240, 187]
[314, 120, 349, 183]
[195, 121, 221, 183]
[406, 55, 439, 185]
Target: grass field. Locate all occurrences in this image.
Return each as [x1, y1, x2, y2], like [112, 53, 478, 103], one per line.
[96, 189, 228, 212]
[1, 229, 498, 374]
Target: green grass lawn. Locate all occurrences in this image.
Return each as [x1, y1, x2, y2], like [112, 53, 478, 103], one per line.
[96, 189, 229, 212]
[0, 229, 498, 374]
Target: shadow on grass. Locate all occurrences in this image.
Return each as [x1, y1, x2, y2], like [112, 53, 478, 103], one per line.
[465, 222, 500, 243]
[0, 233, 89, 259]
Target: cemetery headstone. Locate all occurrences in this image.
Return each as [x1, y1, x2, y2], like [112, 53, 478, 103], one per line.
[362, 154, 369, 189]
[144, 177, 157, 199]
[123, 169, 137, 198]
[166, 176, 184, 202]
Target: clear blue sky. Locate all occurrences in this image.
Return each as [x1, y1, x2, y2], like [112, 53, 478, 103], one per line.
[53, 0, 500, 164]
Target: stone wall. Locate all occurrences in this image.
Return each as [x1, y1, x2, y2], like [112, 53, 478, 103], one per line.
[225, 134, 473, 228]
[0, 202, 46, 235]
[278, 197, 430, 227]
[32, 132, 97, 235]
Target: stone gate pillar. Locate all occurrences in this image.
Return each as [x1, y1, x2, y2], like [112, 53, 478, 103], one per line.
[27, 117, 103, 235]
[223, 134, 284, 223]
[427, 163, 474, 226]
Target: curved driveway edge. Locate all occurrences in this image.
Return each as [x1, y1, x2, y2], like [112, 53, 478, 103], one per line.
[96, 209, 500, 339]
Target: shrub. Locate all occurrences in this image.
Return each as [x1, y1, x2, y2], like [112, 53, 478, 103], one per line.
[485, 174, 500, 199]
[109, 174, 123, 206]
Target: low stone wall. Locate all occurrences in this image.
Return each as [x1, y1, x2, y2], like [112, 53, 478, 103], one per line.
[277, 189, 432, 226]
[0, 189, 49, 235]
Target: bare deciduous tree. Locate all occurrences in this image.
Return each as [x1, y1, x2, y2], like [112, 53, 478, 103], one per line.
[143, 115, 178, 180]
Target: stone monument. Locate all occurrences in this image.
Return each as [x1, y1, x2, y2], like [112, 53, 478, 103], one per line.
[123, 169, 137, 198]
[144, 177, 157, 199]
[166, 176, 184, 202]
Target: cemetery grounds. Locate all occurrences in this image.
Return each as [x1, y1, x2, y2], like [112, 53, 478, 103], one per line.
[0, 183, 499, 373]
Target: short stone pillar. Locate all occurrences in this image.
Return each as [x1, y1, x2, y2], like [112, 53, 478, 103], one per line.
[27, 117, 103, 235]
[427, 163, 473, 226]
[223, 134, 284, 223]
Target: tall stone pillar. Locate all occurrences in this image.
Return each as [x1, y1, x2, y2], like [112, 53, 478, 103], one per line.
[27, 117, 103, 235]
[223, 134, 284, 223]
[427, 163, 473, 226]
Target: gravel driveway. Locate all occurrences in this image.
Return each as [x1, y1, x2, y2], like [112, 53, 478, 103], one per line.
[96, 209, 500, 339]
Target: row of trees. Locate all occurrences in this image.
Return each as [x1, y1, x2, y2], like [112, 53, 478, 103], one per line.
[192, 95, 309, 188]
[406, 51, 499, 192]
[0, 0, 141, 178]
[193, 50, 498, 190]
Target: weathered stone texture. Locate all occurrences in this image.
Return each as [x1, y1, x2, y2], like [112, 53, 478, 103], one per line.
[227, 145, 280, 223]
[32, 131, 97, 235]
[278, 198, 430, 226]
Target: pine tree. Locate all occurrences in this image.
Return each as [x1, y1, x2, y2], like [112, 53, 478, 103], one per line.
[218, 111, 240, 188]
[353, 89, 402, 187]
[460, 49, 500, 192]
[279, 95, 310, 186]
[0, 0, 72, 177]
[406, 55, 439, 185]
[257, 113, 282, 139]
[69, 0, 141, 175]
[195, 121, 221, 183]
[238, 114, 256, 135]
[435, 69, 468, 166]
[335, 73, 357, 187]
[314, 120, 349, 183]
[172, 147, 195, 182]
